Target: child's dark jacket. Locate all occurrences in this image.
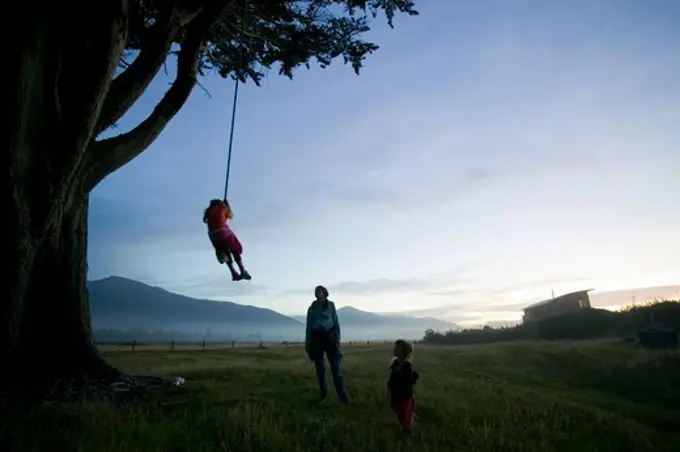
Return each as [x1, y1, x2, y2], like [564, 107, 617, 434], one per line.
[387, 359, 420, 400]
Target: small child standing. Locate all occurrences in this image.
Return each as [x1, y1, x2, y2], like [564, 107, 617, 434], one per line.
[387, 339, 420, 433]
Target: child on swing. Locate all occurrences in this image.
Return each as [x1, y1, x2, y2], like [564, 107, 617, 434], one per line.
[388, 339, 420, 433]
[203, 199, 251, 281]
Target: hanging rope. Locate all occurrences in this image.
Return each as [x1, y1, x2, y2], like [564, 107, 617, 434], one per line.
[223, 0, 250, 202]
[223, 76, 240, 202]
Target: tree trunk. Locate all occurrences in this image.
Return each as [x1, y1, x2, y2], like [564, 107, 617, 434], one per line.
[1, 193, 117, 397]
[2, 2, 129, 401]
[2, 1, 226, 403]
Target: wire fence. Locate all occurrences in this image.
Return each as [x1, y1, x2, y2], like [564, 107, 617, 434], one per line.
[96, 339, 417, 352]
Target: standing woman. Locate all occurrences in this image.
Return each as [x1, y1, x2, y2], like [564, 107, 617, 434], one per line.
[305, 285, 349, 403]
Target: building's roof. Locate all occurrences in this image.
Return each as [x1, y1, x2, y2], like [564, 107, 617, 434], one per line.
[523, 289, 594, 312]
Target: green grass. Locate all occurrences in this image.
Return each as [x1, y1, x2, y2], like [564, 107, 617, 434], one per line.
[2, 340, 679, 452]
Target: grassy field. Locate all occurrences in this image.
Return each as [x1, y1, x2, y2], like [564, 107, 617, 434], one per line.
[2, 340, 679, 452]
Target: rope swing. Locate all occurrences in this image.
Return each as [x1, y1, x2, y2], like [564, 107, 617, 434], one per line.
[223, 76, 240, 202]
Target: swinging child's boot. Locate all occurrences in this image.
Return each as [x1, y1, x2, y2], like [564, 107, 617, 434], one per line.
[236, 262, 251, 280]
[227, 263, 242, 281]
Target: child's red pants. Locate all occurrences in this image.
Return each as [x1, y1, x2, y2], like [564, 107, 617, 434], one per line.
[209, 226, 243, 256]
[391, 397, 415, 428]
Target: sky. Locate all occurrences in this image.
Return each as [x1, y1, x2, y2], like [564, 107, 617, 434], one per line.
[88, 0, 680, 326]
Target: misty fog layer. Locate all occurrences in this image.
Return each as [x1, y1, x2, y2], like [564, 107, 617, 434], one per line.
[89, 277, 458, 342]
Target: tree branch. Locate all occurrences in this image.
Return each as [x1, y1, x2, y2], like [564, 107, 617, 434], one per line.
[82, 1, 231, 192]
[95, 3, 183, 135]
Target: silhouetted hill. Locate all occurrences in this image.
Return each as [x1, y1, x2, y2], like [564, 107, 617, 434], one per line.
[337, 306, 458, 329]
[88, 277, 457, 342]
[88, 276, 301, 340]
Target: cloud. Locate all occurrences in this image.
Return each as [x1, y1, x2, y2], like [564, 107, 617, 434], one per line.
[278, 264, 488, 301]
[394, 281, 678, 324]
[385, 276, 595, 321]
[88, 192, 288, 257]
[88, 195, 196, 246]
[142, 273, 272, 300]
[388, 298, 532, 318]
[329, 278, 434, 295]
[426, 276, 592, 298]
[280, 276, 439, 297]
[298, 166, 498, 211]
[251, 106, 519, 216]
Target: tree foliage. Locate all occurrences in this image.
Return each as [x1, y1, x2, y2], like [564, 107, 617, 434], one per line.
[90, 0, 417, 189]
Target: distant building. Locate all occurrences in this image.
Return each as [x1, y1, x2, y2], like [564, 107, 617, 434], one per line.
[522, 290, 593, 323]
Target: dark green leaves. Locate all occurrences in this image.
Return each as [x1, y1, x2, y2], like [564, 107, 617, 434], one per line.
[126, 0, 418, 85]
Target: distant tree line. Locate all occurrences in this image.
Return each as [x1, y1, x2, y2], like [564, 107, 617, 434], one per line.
[422, 300, 680, 346]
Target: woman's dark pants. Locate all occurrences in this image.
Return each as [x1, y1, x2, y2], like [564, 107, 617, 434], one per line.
[309, 331, 347, 400]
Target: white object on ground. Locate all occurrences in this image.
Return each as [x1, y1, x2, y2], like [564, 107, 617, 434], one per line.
[171, 377, 186, 386]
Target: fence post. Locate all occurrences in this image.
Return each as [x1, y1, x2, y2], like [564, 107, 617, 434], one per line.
[202, 340, 206, 350]
[349, 340, 352, 347]
[131, 340, 136, 351]
[171, 340, 175, 351]
[367, 340, 370, 346]
[232, 340, 235, 349]
[259, 340, 263, 348]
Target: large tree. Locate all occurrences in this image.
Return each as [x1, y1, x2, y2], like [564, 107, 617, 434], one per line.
[3, 0, 417, 398]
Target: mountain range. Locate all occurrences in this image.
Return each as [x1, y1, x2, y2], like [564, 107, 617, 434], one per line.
[89, 276, 676, 342]
[88, 276, 459, 341]
[294, 306, 454, 330]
